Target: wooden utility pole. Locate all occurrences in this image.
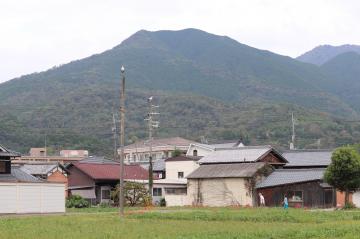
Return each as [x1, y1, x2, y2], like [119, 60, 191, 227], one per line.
[119, 66, 125, 217]
[112, 113, 118, 161]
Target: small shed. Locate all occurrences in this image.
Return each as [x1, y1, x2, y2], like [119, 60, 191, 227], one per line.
[256, 169, 334, 208]
[187, 162, 271, 207]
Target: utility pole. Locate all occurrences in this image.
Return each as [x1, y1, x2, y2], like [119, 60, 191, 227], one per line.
[290, 112, 296, 150]
[112, 113, 118, 161]
[119, 66, 125, 217]
[145, 96, 159, 198]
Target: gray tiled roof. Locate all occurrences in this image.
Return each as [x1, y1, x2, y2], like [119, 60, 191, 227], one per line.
[256, 168, 325, 188]
[0, 166, 42, 183]
[187, 162, 266, 179]
[21, 164, 58, 175]
[282, 150, 333, 167]
[0, 144, 21, 157]
[198, 146, 273, 164]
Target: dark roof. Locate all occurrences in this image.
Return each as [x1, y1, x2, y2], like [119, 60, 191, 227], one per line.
[0, 144, 21, 157]
[165, 155, 202, 162]
[0, 166, 42, 183]
[198, 146, 287, 164]
[256, 168, 325, 188]
[282, 150, 332, 168]
[187, 162, 266, 179]
[73, 163, 149, 180]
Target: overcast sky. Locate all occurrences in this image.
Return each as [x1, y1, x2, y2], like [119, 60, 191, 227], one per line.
[1, 0, 359, 83]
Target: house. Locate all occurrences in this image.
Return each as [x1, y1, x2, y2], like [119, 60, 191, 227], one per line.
[187, 162, 271, 206]
[186, 140, 244, 157]
[19, 163, 69, 197]
[184, 146, 286, 207]
[198, 145, 288, 167]
[256, 149, 353, 208]
[256, 168, 334, 208]
[152, 155, 201, 206]
[67, 156, 149, 205]
[124, 137, 195, 164]
[0, 144, 65, 214]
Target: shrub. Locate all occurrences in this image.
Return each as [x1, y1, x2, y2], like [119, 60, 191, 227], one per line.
[112, 182, 151, 206]
[343, 202, 356, 210]
[160, 198, 166, 207]
[66, 195, 89, 208]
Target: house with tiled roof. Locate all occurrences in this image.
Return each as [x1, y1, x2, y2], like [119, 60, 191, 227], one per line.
[67, 156, 150, 205]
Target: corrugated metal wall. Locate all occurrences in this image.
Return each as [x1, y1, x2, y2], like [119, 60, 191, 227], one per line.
[0, 183, 65, 214]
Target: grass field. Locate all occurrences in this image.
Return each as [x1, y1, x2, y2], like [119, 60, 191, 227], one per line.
[1, 207, 360, 239]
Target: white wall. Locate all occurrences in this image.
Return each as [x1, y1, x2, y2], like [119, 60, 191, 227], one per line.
[0, 183, 65, 214]
[353, 191, 360, 208]
[166, 161, 199, 180]
[187, 178, 254, 207]
[165, 194, 189, 206]
[186, 145, 213, 157]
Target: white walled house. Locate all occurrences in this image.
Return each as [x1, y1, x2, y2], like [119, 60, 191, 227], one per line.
[123, 137, 194, 164]
[186, 141, 244, 157]
[152, 155, 201, 206]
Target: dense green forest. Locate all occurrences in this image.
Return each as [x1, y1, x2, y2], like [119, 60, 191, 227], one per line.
[1, 29, 360, 155]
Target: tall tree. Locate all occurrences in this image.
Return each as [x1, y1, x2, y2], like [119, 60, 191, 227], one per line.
[324, 146, 360, 204]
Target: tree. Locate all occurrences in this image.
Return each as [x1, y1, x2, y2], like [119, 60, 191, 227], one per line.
[171, 149, 183, 157]
[324, 146, 360, 204]
[112, 182, 151, 207]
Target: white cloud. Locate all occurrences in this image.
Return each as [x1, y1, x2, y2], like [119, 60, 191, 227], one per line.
[0, 0, 359, 82]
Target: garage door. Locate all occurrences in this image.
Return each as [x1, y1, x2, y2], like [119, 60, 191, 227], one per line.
[0, 183, 65, 214]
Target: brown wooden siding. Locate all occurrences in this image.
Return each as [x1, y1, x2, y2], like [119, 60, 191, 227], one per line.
[257, 181, 335, 208]
[260, 152, 285, 165]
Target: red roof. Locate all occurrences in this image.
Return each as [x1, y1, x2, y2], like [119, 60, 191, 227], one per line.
[73, 163, 149, 180]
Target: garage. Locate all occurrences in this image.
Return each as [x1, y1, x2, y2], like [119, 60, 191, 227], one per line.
[353, 191, 360, 208]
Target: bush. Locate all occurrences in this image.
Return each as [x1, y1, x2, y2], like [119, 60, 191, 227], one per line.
[160, 198, 166, 207]
[66, 195, 89, 208]
[343, 202, 356, 210]
[112, 182, 151, 206]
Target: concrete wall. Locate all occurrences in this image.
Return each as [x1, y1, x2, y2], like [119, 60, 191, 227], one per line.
[186, 145, 213, 157]
[0, 182, 65, 214]
[47, 170, 68, 197]
[165, 194, 189, 206]
[166, 161, 199, 180]
[187, 178, 254, 207]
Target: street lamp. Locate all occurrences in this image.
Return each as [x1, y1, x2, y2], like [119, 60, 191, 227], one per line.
[119, 65, 125, 217]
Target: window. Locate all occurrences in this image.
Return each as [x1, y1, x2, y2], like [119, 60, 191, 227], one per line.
[153, 188, 162, 196]
[193, 150, 198, 156]
[165, 188, 187, 195]
[287, 191, 303, 202]
[101, 190, 110, 199]
[178, 172, 184, 179]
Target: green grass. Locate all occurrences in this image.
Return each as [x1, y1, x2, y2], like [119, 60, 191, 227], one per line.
[1, 208, 360, 238]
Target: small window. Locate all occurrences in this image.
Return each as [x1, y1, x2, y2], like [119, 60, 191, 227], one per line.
[193, 150, 198, 156]
[178, 172, 184, 179]
[102, 190, 110, 199]
[287, 191, 303, 202]
[153, 188, 162, 196]
[165, 188, 187, 195]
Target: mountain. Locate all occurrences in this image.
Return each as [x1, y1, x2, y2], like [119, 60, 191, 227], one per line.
[297, 44, 360, 65]
[1, 28, 360, 154]
[320, 52, 360, 112]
